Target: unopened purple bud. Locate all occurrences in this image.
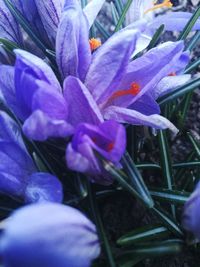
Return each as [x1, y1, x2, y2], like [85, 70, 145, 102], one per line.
[182, 182, 200, 239]
[0, 203, 100, 267]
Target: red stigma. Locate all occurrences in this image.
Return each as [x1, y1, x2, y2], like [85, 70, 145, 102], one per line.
[168, 72, 176, 76]
[106, 142, 114, 152]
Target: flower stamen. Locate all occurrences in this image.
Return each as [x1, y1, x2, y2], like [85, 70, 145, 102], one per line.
[144, 0, 173, 15]
[89, 38, 101, 51]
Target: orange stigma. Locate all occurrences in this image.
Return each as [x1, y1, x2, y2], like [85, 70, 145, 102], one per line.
[168, 72, 176, 76]
[109, 82, 140, 102]
[144, 0, 173, 15]
[89, 38, 101, 51]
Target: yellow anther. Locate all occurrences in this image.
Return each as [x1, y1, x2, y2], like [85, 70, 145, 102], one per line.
[89, 38, 101, 51]
[144, 0, 173, 15]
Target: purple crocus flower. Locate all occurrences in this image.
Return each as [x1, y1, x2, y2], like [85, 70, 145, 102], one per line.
[66, 120, 126, 184]
[56, 0, 190, 133]
[0, 203, 100, 267]
[0, 111, 63, 203]
[182, 182, 200, 239]
[0, 50, 126, 182]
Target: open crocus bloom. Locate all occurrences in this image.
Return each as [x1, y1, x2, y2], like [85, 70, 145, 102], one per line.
[0, 111, 63, 203]
[56, 0, 191, 134]
[0, 203, 100, 267]
[0, 50, 126, 181]
[125, 0, 200, 54]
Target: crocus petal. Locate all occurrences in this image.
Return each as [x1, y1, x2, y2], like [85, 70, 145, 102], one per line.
[0, 0, 23, 45]
[183, 182, 200, 239]
[0, 111, 26, 150]
[0, 46, 12, 65]
[0, 141, 35, 180]
[14, 49, 61, 119]
[0, 172, 23, 198]
[25, 173, 63, 203]
[153, 74, 191, 99]
[83, 0, 105, 29]
[34, 0, 64, 46]
[148, 12, 200, 32]
[115, 41, 189, 108]
[15, 49, 61, 91]
[32, 81, 68, 120]
[1, 203, 100, 267]
[56, 3, 91, 81]
[85, 28, 139, 105]
[126, 0, 154, 24]
[63, 76, 103, 126]
[12, 0, 50, 46]
[66, 142, 99, 174]
[133, 33, 152, 56]
[103, 106, 178, 134]
[129, 94, 160, 115]
[0, 65, 26, 120]
[23, 110, 74, 141]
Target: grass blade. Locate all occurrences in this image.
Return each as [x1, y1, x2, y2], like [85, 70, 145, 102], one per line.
[158, 130, 175, 217]
[86, 180, 116, 267]
[147, 24, 165, 50]
[117, 224, 170, 246]
[95, 20, 110, 40]
[185, 58, 200, 73]
[186, 31, 200, 51]
[121, 151, 154, 208]
[103, 161, 152, 208]
[152, 206, 183, 237]
[178, 6, 200, 40]
[150, 188, 189, 205]
[4, 0, 48, 53]
[114, 0, 133, 32]
[158, 77, 200, 106]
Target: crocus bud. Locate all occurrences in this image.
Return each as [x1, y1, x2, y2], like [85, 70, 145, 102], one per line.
[182, 182, 200, 239]
[0, 203, 100, 267]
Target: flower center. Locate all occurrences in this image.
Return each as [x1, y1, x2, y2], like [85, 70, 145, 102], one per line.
[144, 0, 173, 15]
[109, 82, 141, 102]
[89, 38, 101, 51]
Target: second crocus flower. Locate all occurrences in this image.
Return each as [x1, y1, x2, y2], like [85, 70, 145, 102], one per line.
[0, 203, 100, 267]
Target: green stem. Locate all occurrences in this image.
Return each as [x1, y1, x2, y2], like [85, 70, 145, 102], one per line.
[86, 180, 116, 267]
